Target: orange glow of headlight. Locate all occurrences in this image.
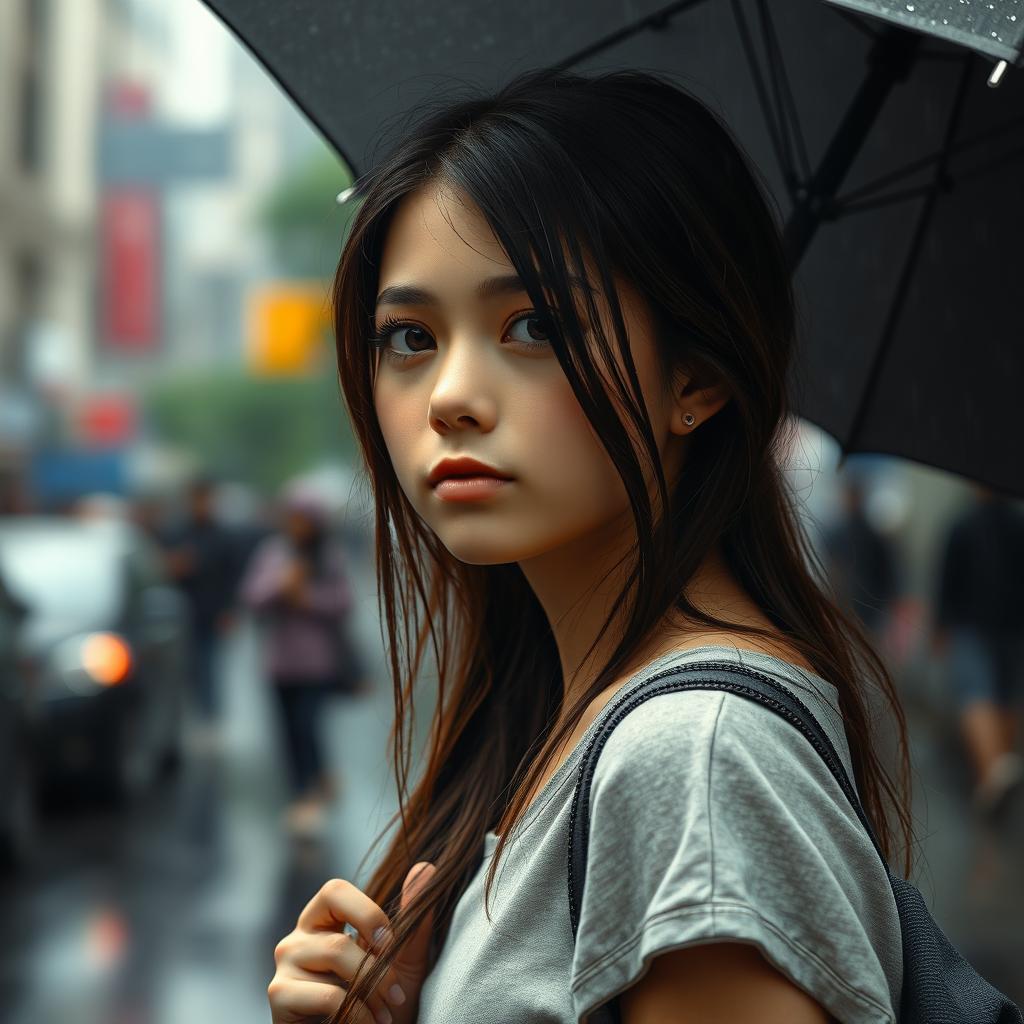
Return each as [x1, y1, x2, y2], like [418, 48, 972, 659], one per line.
[81, 633, 133, 687]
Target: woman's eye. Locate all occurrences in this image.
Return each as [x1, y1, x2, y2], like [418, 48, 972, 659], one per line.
[370, 321, 435, 359]
[506, 314, 555, 348]
[392, 325, 433, 356]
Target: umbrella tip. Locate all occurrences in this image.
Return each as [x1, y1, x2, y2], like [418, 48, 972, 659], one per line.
[988, 60, 1008, 89]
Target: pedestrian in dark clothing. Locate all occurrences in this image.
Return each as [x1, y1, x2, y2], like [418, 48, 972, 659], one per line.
[821, 476, 901, 647]
[164, 476, 239, 727]
[932, 483, 1024, 816]
[239, 484, 354, 837]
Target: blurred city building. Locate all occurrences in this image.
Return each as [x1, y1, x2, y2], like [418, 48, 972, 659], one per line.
[0, 0, 341, 514]
[0, 0, 104, 510]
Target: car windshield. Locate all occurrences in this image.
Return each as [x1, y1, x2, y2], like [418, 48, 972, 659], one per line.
[0, 525, 124, 622]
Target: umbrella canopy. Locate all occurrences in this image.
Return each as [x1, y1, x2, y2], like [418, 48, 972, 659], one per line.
[824, 0, 1024, 69]
[203, 0, 1024, 496]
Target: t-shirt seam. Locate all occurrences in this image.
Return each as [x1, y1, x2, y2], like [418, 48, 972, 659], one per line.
[570, 899, 894, 1018]
[705, 692, 728, 912]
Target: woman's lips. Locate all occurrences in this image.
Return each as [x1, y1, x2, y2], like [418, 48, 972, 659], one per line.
[432, 476, 512, 502]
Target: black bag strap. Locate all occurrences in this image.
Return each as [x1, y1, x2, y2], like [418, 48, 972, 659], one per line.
[567, 659, 1024, 1024]
[567, 660, 887, 940]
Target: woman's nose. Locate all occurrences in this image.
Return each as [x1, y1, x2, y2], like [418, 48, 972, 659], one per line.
[427, 343, 498, 433]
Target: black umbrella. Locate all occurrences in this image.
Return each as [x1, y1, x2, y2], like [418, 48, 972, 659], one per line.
[203, 0, 1024, 496]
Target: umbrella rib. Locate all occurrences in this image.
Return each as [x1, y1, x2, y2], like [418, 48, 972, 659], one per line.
[836, 108, 1024, 206]
[756, 0, 796, 185]
[832, 182, 941, 216]
[783, 26, 921, 269]
[944, 143, 1024, 188]
[842, 54, 974, 457]
[552, 0, 712, 71]
[756, 0, 812, 185]
[836, 139, 1024, 215]
[730, 0, 798, 201]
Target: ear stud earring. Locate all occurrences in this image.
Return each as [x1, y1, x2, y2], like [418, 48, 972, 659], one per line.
[683, 413, 695, 427]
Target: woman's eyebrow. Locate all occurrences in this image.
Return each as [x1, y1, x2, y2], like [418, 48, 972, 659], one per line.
[375, 273, 595, 309]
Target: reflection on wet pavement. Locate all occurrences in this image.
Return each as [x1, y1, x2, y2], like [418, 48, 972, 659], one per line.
[0, 544, 421, 1024]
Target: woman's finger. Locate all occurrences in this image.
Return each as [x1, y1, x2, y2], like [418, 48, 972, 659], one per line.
[286, 932, 408, 1014]
[268, 978, 380, 1024]
[297, 878, 393, 949]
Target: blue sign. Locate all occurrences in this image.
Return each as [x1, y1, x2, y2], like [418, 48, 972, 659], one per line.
[29, 449, 127, 503]
[100, 121, 231, 185]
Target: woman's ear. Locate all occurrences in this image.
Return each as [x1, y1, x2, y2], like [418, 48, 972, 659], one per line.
[669, 367, 731, 436]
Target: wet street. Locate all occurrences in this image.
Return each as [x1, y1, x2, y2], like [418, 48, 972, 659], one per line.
[897, 692, 1024, 1002]
[1, 547, 1022, 1022]
[0, 545, 429, 1024]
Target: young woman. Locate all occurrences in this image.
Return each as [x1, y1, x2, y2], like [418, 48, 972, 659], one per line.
[268, 67, 913, 1024]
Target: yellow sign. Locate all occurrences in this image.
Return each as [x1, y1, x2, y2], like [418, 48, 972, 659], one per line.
[245, 282, 332, 374]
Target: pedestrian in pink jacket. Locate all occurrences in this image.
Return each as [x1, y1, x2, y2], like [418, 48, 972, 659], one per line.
[240, 485, 353, 835]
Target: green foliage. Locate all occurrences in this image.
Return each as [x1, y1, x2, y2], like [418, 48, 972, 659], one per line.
[143, 368, 358, 496]
[160, 144, 366, 493]
[256, 143, 361, 280]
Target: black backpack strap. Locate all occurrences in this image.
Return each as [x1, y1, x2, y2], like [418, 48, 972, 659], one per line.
[568, 659, 1024, 1024]
[567, 660, 886, 942]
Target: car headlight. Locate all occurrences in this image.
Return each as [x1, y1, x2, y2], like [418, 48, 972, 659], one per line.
[49, 632, 134, 696]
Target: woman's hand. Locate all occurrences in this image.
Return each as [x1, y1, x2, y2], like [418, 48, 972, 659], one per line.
[282, 559, 309, 606]
[269, 862, 437, 1024]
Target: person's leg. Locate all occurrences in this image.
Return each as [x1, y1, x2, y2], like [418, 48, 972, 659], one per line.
[960, 702, 1010, 784]
[280, 682, 331, 836]
[291, 682, 327, 798]
[950, 627, 1005, 784]
[957, 628, 1024, 814]
[192, 627, 219, 721]
[991, 633, 1024, 791]
[997, 632, 1024, 752]
[273, 682, 305, 797]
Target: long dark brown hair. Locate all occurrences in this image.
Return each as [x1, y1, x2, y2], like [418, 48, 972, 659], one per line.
[327, 66, 914, 1021]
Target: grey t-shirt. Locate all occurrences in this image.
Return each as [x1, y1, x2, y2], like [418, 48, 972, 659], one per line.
[416, 644, 903, 1023]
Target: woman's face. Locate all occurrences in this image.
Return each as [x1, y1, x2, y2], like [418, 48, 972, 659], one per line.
[371, 183, 691, 566]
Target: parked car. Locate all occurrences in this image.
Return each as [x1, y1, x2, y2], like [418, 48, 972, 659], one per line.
[0, 516, 190, 805]
[0, 565, 33, 870]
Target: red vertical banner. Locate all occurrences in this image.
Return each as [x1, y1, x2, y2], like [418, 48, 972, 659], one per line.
[101, 188, 160, 351]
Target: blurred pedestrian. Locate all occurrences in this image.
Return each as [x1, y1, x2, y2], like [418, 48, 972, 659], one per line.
[130, 490, 174, 549]
[932, 482, 1024, 817]
[164, 475, 239, 736]
[821, 473, 902, 651]
[239, 484, 355, 837]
